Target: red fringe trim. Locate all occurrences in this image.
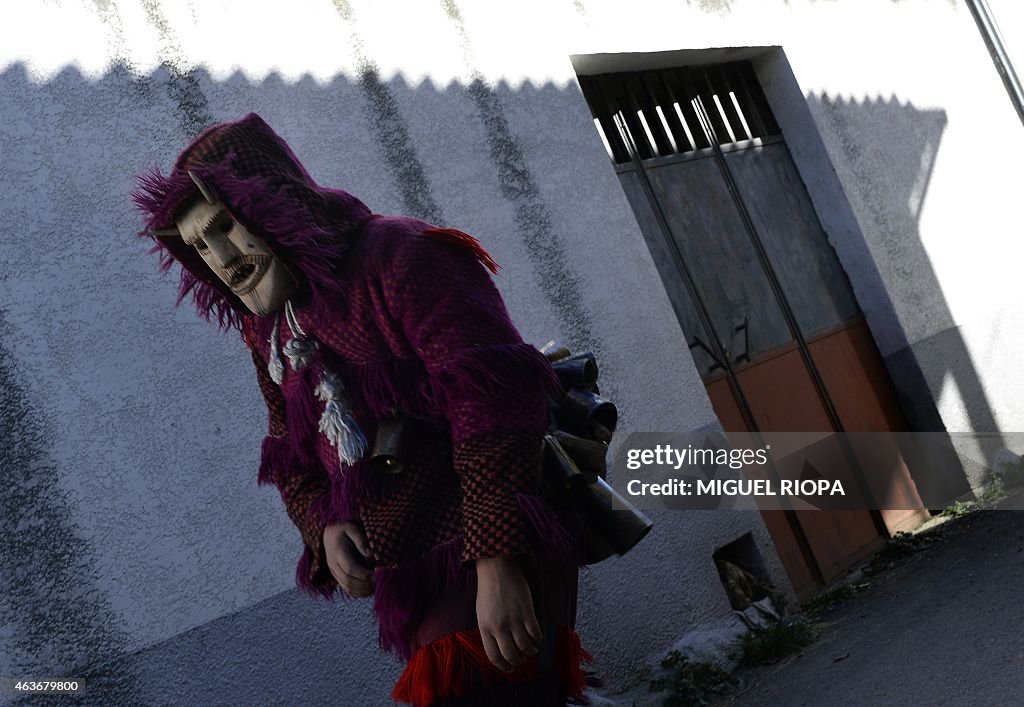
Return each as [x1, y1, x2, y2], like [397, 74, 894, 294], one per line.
[421, 227, 500, 275]
[392, 625, 592, 706]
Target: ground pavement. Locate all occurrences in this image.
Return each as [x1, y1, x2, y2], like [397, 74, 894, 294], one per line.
[718, 497, 1024, 706]
[594, 491, 1024, 706]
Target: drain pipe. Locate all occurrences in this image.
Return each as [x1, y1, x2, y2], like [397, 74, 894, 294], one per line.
[965, 0, 1024, 128]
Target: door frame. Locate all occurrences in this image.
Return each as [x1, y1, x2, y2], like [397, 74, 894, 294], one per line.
[577, 60, 916, 596]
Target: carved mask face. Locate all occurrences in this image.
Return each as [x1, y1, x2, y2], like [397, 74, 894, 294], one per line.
[175, 198, 295, 316]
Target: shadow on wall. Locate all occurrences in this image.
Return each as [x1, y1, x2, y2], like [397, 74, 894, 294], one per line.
[807, 91, 995, 499]
[0, 309, 139, 701]
[0, 60, 615, 705]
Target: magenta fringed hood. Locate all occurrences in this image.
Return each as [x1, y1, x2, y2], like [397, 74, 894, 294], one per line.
[132, 112, 374, 330]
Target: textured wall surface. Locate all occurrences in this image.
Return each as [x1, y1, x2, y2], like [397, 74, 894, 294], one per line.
[1, 0, 1019, 705]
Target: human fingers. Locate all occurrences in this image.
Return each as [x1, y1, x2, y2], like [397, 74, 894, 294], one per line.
[335, 538, 374, 582]
[492, 626, 527, 669]
[524, 611, 544, 647]
[343, 524, 373, 560]
[481, 629, 516, 672]
[327, 555, 374, 597]
[325, 545, 374, 594]
[339, 556, 374, 583]
[526, 615, 544, 645]
[327, 556, 362, 594]
[511, 621, 540, 657]
[324, 535, 372, 583]
[326, 556, 346, 588]
[342, 578, 374, 598]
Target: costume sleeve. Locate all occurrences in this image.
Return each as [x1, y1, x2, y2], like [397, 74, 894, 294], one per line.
[247, 339, 338, 598]
[379, 229, 562, 564]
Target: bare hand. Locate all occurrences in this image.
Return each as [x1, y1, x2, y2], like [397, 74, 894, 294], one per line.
[323, 522, 375, 597]
[476, 557, 543, 671]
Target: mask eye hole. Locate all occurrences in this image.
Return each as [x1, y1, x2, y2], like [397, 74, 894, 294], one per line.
[217, 214, 234, 235]
[194, 238, 209, 253]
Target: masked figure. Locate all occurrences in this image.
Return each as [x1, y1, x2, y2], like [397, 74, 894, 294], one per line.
[134, 114, 592, 706]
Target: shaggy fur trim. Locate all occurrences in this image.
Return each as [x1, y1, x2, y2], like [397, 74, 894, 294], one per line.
[374, 538, 466, 660]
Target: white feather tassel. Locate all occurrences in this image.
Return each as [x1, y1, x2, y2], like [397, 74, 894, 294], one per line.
[281, 300, 318, 371]
[273, 301, 367, 467]
[268, 314, 285, 385]
[315, 372, 367, 467]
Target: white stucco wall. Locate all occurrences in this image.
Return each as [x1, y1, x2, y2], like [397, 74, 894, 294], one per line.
[2, 0, 1020, 704]
[987, 0, 1024, 93]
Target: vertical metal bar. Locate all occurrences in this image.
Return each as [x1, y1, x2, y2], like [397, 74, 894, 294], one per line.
[665, 70, 712, 149]
[654, 70, 697, 151]
[624, 74, 675, 157]
[723, 62, 767, 140]
[598, 113, 630, 163]
[611, 111, 828, 587]
[613, 77, 656, 160]
[737, 63, 780, 136]
[966, 0, 1024, 128]
[645, 71, 691, 152]
[689, 69, 732, 145]
[690, 95, 890, 540]
[707, 65, 749, 141]
[578, 76, 630, 164]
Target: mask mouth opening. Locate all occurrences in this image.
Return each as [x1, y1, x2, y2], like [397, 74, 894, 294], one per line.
[226, 254, 271, 295]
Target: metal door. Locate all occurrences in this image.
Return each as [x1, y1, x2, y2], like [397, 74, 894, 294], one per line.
[579, 63, 926, 597]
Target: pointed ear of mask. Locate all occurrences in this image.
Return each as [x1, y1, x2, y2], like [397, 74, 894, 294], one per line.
[188, 170, 217, 204]
[141, 227, 182, 238]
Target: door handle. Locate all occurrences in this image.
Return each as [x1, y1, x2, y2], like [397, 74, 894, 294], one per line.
[734, 315, 750, 364]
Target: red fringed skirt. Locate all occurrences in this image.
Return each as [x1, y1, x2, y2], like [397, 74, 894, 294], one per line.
[392, 561, 594, 706]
